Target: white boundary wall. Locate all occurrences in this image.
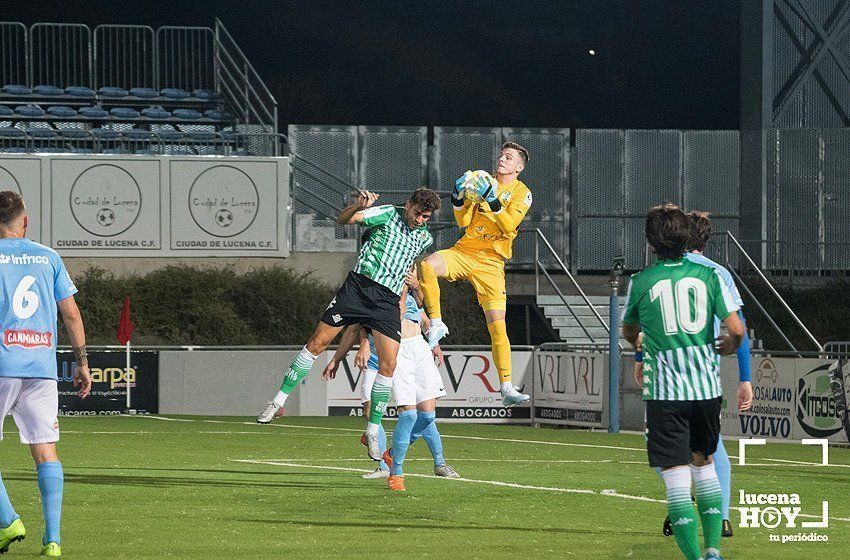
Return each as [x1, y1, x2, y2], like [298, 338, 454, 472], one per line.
[0, 155, 289, 257]
[155, 348, 849, 441]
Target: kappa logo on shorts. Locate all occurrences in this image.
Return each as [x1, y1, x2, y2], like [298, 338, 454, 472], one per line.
[326, 297, 336, 311]
[331, 314, 343, 324]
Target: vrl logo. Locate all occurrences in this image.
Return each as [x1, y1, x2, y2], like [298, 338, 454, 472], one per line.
[535, 354, 601, 397]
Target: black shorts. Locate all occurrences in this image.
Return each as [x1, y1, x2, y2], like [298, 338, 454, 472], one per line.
[320, 272, 401, 342]
[645, 397, 722, 469]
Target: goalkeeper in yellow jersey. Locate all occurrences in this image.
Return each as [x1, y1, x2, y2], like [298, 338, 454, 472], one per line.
[418, 141, 532, 407]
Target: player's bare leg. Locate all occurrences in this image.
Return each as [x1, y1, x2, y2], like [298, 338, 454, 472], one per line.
[363, 332, 398, 460]
[419, 254, 449, 345]
[483, 308, 529, 406]
[257, 322, 342, 423]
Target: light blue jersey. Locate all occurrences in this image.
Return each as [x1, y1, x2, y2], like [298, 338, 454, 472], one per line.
[685, 252, 744, 335]
[367, 294, 421, 369]
[0, 238, 77, 379]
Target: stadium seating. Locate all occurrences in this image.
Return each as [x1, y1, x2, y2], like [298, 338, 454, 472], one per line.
[0, 20, 277, 157]
[173, 108, 202, 120]
[161, 88, 190, 100]
[2, 84, 32, 95]
[141, 106, 171, 119]
[65, 86, 96, 97]
[110, 107, 141, 119]
[78, 106, 109, 118]
[130, 87, 159, 99]
[15, 105, 44, 117]
[98, 86, 128, 98]
[34, 85, 63, 96]
[47, 106, 77, 118]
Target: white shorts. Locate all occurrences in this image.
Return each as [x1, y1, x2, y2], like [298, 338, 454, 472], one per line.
[0, 378, 59, 444]
[392, 337, 446, 407]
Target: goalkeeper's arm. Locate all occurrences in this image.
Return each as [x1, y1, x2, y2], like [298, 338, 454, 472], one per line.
[489, 187, 532, 234]
[452, 172, 476, 227]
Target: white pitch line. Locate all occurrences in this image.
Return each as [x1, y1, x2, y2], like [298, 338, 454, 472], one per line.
[137, 416, 647, 452]
[248, 458, 619, 464]
[140, 415, 195, 422]
[763, 458, 850, 468]
[235, 459, 600, 497]
[235, 459, 850, 522]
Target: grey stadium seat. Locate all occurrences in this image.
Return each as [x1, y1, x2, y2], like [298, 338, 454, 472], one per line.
[98, 86, 128, 98]
[2, 84, 32, 95]
[110, 107, 141, 119]
[47, 106, 77, 118]
[65, 86, 96, 97]
[78, 106, 109, 118]
[34, 85, 63, 96]
[130, 87, 159, 99]
[15, 105, 44, 117]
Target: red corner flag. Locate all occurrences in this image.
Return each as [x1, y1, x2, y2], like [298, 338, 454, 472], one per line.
[116, 296, 135, 345]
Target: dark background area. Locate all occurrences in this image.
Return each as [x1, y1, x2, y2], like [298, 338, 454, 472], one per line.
[14, 0, 741, 130]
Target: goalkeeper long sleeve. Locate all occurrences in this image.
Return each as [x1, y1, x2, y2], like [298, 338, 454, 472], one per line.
[486, 186, 532, 234]
[452, 196, 476, 227]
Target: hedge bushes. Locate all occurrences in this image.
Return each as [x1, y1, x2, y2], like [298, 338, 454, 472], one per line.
[66, 265, 491, 346]
[65, 265, 848, 350]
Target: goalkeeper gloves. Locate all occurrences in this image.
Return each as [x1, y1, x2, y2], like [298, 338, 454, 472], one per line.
[474, 173, 499, 206]
[454, 171, 472, 198]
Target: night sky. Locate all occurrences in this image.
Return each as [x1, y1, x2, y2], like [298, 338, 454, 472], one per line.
[15, 1, 740, 130]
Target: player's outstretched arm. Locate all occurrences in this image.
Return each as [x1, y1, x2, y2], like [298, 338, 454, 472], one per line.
[337, 190, 379, 224]
[322, 324, 361, 380]
[57, 295, 91, 399]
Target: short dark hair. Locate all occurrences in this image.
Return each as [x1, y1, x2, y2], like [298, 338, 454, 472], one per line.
[645, 203, 689, 261]
[408, 187, 441, 213]
[686, 210, 712, 252]
[0, 191, 25, 226]
[501, 141, 529, 166]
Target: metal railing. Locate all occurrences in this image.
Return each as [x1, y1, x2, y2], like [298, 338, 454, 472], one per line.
[156, 26, 214, 92]
[94, 25, 155, 90]
[0, 129, 287, 157]
[533, 228, 617, 347]
[30, 23, 92, 89]
[0, 22, 27, 86]
[213, 18, 278, 152]
[735, 239, 850, 288]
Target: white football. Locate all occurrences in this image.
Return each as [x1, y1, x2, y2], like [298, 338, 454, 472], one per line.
[463, 170, 494, 202]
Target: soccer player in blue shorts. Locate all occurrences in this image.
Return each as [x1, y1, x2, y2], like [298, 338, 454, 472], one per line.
[634, 210, 754, 539]
[0, 191, 92, 558]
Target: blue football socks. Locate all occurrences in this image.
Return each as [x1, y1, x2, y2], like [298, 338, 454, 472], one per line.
[390, 410, 417, 476]
[37, 461, 63, 545]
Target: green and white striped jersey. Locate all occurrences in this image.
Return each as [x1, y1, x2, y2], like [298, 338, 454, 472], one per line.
[621, 257, 740, 401]
[354, 205, 433, 295]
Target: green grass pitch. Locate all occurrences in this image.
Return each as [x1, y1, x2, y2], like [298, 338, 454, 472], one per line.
[0, 415, 846, 559]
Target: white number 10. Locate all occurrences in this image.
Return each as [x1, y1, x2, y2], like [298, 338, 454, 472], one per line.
[649, 278, 708, 335]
